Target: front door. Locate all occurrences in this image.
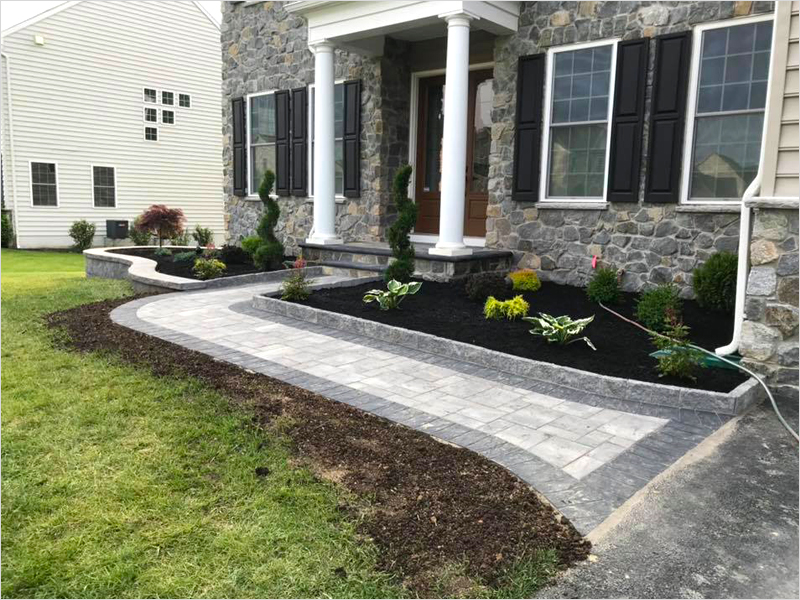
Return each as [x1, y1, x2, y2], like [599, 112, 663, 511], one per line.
[414, 70, 494, 237]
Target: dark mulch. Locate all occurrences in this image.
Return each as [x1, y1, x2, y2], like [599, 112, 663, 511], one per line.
[299, 280, 746, 393]
[47, 298, 590, 595]
[109, 248, 286, 280]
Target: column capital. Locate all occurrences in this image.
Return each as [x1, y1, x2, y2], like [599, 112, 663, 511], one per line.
[308, 39, 335, 54]
[438, 10, 480, 26]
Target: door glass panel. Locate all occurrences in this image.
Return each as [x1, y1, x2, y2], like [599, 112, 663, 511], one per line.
[423, 83, 444, 192]
[470, 78, 494, 194]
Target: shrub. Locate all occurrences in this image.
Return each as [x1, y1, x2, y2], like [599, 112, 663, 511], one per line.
[385, 165, 418, 283]
[137, 204, 186, 247]
[219, 244, 250, 265]
[280, 269, 313, 302]
[252, 170, 285, 271]
[587, 267, 621, 304]
[635, 284, 683, 332]
[693, 252, 737, 313]
[193, 257, 226, 280]
[129, 216, 152, 246]
[192, 224, 214, 246]
[68, 220, 96, 251]
[241, 235, 261, 257]
[465, 272, 511, 302]
[509, 269, 542, 292]
[484, 295, 530, 320]
[524, 313, 596, 350]
[171, 230, 191, 246]
[154, 247, 173, 257]
[1, 212, 14, 248]
[363, 280, 422, 310]
[173, 251, 197, 263]
[651, 309, 706, 380]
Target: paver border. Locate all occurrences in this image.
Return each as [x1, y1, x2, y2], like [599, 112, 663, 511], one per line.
[251, 292, 763, 416]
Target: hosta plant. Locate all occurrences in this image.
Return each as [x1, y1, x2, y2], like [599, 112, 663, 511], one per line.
[363, 280, 422, 310]
[484, 295, 530, 320]
[524, 313, 596, 350]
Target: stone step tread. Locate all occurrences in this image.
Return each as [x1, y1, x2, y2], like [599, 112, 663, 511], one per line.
[318, 260, 388, 273]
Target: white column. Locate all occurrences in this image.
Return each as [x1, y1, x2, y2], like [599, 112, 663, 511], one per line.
[430, 12, 474, 257]
[307, 40, 342, 245]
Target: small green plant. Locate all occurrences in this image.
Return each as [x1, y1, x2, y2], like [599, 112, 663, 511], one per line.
[363, 280, 422, 310]
[154, 247, 173, 257]
[171, 231, 191, 246]
[172, 251, 197, 263]
[241, 235, 261, 257]
[524, 313, 596, 350]
[192, 224, 214, 246]
[384, 165, 418, 283]
[651, 309, 706, 380]
[693, 251, 737, 313]
[219, 244, 250, 265]
[509, 269, 542, 292]
[587, 267, 621, 304]
[192, 257, 226, 280]
[2, 212, 14, 248]
[253, 170, 285, 271]
[129, 215, 152, 246]
[280, 269, 313, 302]
[483, 295, 530, 320]
[464, 272, 510, 302]
[635, 284, 683, 332]
[68, 220, 96, 251]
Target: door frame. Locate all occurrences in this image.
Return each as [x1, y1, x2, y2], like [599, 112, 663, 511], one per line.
[408, 61, 494, 243]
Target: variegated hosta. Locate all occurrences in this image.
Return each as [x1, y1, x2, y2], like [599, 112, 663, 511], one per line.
[523, 313, 597, 350]
[363, 280, 422, 310]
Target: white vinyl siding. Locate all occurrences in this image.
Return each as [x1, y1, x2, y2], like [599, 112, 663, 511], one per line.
[0, 0, 223, 247]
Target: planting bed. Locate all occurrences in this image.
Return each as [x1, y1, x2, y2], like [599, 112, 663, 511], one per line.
[299, 280, 747, 393]
[110, 247, 291, 280]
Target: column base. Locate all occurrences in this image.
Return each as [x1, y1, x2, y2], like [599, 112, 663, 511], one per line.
[428, 245, 473, 257]
[305, 235, 343, 245]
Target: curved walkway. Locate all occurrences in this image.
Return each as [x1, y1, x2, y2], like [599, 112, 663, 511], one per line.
[112, 278, 726, 534]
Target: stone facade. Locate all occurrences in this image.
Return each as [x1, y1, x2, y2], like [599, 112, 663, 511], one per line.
[487, 0, 774, 293]
[740, 205, 799, 401]
[221, 1, 410, 252]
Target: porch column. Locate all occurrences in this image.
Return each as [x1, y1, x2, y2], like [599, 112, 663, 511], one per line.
[430, 12, 475, 257]
[307, 40, 342, 245]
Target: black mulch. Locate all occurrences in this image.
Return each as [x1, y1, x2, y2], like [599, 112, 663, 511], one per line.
[299, 279, 747, 393]
[109, 248, 276, 280]
[47, 298, 591, 596]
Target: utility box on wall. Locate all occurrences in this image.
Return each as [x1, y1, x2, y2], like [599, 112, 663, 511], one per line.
[106, 220, 129, 240]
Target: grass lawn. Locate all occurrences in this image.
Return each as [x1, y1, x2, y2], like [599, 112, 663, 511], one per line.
[1, 249, 404, 598]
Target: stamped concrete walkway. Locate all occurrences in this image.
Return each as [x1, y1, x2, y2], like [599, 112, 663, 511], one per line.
[112, 277, 728, 533]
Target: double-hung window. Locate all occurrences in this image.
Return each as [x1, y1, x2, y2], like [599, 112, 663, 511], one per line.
[92, 166, 116, 208]
[308, 82, 345, 196]
[247, 92, 276, 195]
[31, 162, 58, 206]
[684, 17, 773, 202]
[542, 41, 616, 201]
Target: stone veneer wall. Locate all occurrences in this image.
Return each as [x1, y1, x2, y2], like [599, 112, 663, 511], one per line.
[221, 1, 410, 252]
[740, 205, 799, 401]
[487, 0, 774, 293]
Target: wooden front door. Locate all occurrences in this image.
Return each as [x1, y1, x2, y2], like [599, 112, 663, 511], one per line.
[414, 70, 494, 237]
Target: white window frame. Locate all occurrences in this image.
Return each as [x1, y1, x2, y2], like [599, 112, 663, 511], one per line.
[179, 93, 191, 108]
[143, 87, 158, 103]
[91, 165, 117, 209]
[144, 126, 159, 142]
[161, 90, 175, 106]
[307, 80, 347, 200]
[246, 90, 277, 198]
[143, 106, 158, 123]
[680, 12, 776, 205]
[539, 38, 619, 204]
[29, 160, 59, 208]
[161, 109, 176, 125]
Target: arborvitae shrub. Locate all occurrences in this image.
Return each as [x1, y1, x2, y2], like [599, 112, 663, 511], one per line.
[464, 272, 510, 302]
[586, 267, 621, 304]
[385, 165, 417, 283]
[635, 284, 683, 332]
[693, 252, 737, 313]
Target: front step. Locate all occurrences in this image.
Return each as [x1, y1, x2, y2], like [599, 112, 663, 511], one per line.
[317, 260, 387, 279]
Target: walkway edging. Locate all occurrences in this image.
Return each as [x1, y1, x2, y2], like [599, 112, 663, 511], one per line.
[251, 293, 763, 416]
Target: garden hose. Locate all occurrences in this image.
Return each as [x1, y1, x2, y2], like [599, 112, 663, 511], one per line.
[598, 302, 799, 443]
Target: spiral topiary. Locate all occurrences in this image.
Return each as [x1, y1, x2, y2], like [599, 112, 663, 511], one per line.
[252, 170, 285, 271]
[384, 165, 417, 283]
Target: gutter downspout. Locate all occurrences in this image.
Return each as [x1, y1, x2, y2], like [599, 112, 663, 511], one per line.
[1, 51, 20, 245]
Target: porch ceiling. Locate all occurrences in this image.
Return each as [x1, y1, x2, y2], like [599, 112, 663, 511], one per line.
[285, 1, 520, 54]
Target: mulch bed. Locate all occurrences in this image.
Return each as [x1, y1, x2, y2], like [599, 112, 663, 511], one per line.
[109, 248, 285, 280]
[299, 279, 747, 394]
[47, 298, 591, 596]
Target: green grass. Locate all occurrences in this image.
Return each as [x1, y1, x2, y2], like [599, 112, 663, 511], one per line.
[1, 249, 404, 598]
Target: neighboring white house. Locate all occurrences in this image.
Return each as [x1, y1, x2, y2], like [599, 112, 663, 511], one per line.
[1, 0, 223, 248]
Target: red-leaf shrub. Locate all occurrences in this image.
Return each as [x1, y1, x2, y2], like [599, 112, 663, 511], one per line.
[137, 204, 186, 247]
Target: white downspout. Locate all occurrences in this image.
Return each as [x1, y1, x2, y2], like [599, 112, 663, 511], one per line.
[1, 51, 20, 245]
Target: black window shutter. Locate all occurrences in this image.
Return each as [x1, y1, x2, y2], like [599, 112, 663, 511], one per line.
[645, 31, 692, 203]
[343, 79, 361, 198]
[290, 87, 308, 196]
[232, 97, 246, 197]
[275, 89, 290, 196]
[512, 54, 545, 202]
[607, 39, 649, 202]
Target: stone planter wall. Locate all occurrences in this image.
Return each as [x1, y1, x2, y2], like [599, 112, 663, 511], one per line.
[740, 204, 799, 402]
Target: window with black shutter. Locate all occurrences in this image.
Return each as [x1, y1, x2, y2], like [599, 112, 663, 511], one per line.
[512, 54, 545, 202]
[291, 87, 308, 196]
[274, 89, 290, 196]
[232, 97, 247, 197]
[342, 79, 361, 198]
